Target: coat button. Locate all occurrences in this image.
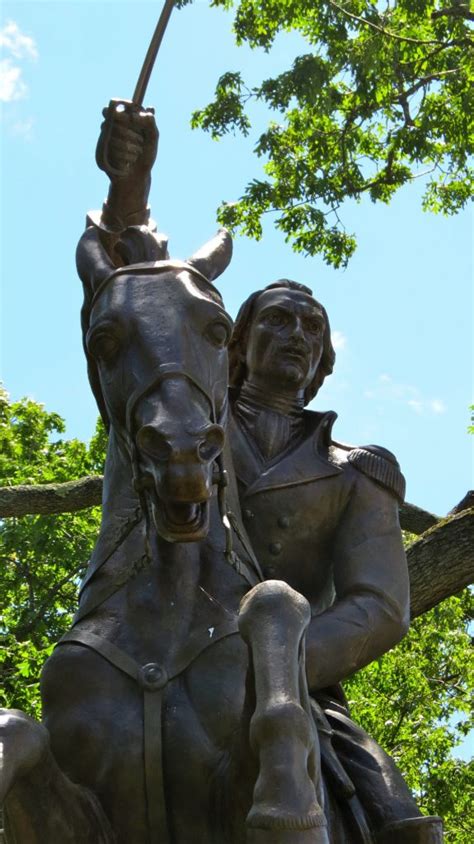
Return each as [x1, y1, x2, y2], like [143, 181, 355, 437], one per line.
[243, 509, 254, 519]
[278, 515, 290, 529]
[269, 542, 282, 556]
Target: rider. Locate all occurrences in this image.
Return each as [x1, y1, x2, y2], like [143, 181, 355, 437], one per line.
[97, 105, 444, 844]
[226, 281, 443, 843]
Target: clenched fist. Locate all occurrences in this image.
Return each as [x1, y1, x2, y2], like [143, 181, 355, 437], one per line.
[96, 100, 158, 183]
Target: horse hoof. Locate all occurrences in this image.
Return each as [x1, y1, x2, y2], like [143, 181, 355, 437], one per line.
[246, 826, 330, 844]
[0, 709, 50, 801]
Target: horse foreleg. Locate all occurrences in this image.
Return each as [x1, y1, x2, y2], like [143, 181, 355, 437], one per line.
[239, 581, 329, 844]
[0, 709, 114, 843]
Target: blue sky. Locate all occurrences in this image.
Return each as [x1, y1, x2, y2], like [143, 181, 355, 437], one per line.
[1, 0, 472, 520]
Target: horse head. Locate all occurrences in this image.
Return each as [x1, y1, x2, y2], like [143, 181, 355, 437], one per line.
[77, 225, 233, 543]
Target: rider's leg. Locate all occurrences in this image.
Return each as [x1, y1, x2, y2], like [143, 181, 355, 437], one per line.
[0, 709, 114, 843]
[239, 580, 329, 844]
[318, 696, 443, 841]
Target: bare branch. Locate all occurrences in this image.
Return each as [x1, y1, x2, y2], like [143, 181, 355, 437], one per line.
[1, 478, 473, 620]
[399, 501, 439, 534]
[0, 476, 103, 517]
[408, 509, 474, 618]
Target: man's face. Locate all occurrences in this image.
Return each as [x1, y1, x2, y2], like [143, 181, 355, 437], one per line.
[245, 289, 325, 394]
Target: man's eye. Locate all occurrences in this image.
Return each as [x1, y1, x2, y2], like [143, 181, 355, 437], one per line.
[206, 320, 230, 348]
[266, 312, 286, 326]
[307, 321, 322, 334]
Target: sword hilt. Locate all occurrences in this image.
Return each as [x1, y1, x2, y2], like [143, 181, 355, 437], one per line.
[97, 99, 155, 180]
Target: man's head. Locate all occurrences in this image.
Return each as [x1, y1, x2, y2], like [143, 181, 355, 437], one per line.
[229, 280, 335, 405]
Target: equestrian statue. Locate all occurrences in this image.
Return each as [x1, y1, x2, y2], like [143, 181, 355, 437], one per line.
[0, 7, 444, 841]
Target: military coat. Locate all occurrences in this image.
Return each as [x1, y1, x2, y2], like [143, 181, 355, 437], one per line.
[229, 408, 410, 693]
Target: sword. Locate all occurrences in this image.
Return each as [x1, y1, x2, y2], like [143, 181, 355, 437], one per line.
[100, 0, 176, 176]
[132, 0, 176, 106]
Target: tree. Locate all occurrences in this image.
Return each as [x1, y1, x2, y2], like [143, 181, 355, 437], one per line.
[345, 590, 473, 842]
[0, 387, 105, 714]
[0, 387, 472, 840]
[183, 0, 474, 267]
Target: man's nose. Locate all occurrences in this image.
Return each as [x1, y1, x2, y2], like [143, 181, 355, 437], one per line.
[290, 317, 305, 341]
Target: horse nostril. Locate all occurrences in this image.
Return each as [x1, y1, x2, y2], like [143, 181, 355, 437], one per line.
[137, 426, 171, 461]
[197, 426, 225, 463]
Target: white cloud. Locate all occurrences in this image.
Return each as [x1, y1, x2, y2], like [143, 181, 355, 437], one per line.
[0, 58, 26, 101]
[364, 374, 447, 416]
[0, 21, 37, 103]
[332, 330, 347, 351]
[0, 21, 38, 60]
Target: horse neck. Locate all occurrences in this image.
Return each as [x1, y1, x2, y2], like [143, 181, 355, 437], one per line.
[101, 428, 141, 522]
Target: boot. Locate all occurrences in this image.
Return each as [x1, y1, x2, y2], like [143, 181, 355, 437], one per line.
[377, 816, 443, 843]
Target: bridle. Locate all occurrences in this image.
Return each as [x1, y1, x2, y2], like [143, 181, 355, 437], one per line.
[80, 261, 263, 610]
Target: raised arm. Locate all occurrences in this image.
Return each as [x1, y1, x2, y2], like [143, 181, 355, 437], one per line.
[95, 101, 158, 232]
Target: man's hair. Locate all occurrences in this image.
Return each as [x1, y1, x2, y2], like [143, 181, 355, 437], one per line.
[228, 279, 336, 405]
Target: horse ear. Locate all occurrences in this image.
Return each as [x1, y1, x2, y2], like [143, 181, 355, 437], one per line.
[76, 227, 116, 295]
[187, 228, 233, 282]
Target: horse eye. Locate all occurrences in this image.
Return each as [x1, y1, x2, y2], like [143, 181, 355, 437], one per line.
[206, 321, 230, 348]
[89, 331, 120, 362]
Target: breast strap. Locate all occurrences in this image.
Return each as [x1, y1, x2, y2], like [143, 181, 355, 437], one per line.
[57, 616, 240, 843]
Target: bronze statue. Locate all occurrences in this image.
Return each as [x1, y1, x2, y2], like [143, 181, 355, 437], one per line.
[228, 282, 444, 842]
[0, 226, 326, 843]
[0, 57, 444, 843]
[0, 106, 334, 844]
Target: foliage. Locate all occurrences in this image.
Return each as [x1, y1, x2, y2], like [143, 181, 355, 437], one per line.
[187, 0, 474, 267]
[0, 387, 106, 715]
[345, 590, 474, 842]
[0, 387, 472, 837]
[468, 404, 474, 434]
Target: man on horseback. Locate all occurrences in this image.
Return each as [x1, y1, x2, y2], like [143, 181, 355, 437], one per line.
[226, 280, 443, 843]
[94, 106, 444, 843]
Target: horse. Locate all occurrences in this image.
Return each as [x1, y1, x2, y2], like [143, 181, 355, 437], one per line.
[0, 224, 339, 844]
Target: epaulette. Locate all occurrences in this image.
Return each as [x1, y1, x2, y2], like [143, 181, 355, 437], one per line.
[347, 445, 406, 503]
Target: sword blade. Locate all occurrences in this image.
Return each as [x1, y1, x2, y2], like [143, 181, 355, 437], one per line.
[132, 0, 176, 106]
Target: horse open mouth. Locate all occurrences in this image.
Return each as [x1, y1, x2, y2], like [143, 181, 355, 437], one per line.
[150, 495, 210, 542]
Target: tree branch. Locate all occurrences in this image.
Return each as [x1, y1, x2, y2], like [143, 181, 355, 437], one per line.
[432, 6, 474, 22]
[326, 0, 442, 45]
[407, 509, 474, 618]
[1, 478, 472, 619]
[399, 501, 439, 534]
[0, 476, 103, 517]
[0, 474, 444, 528]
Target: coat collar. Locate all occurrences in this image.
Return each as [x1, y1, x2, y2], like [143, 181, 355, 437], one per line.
[229, 408, 341, 497]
